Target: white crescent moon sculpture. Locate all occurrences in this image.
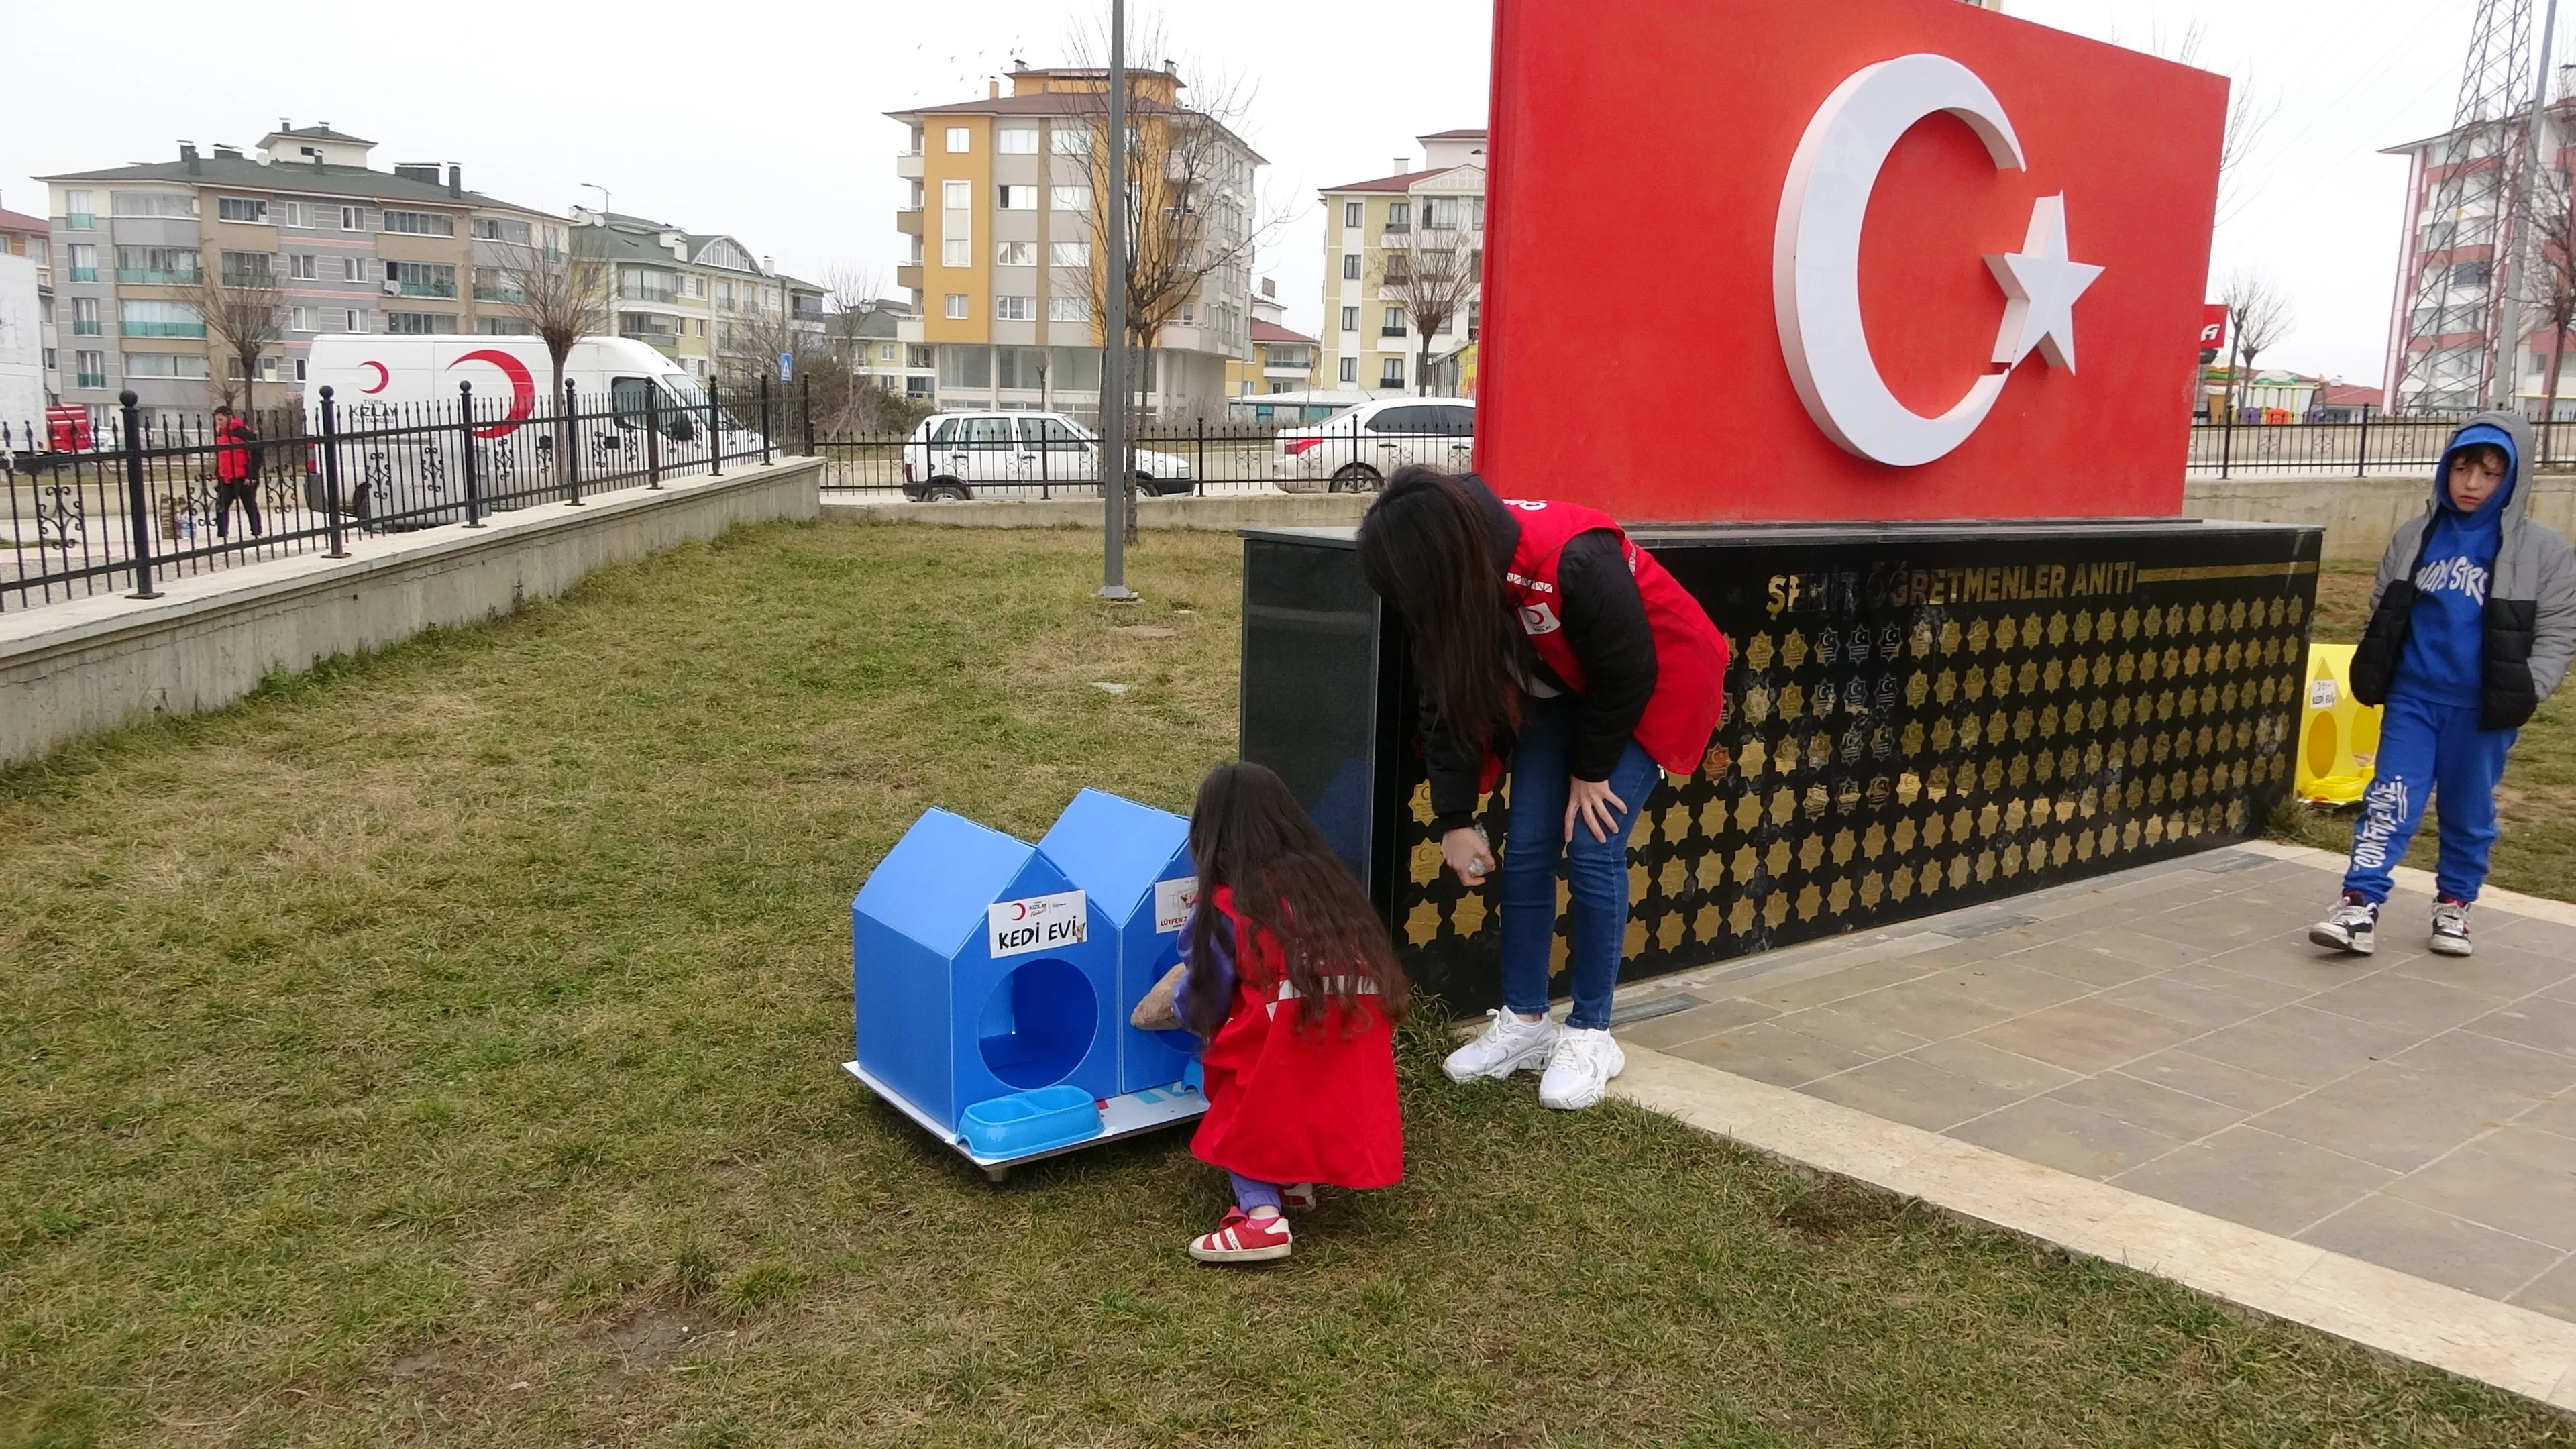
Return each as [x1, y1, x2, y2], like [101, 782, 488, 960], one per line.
[1774, 54, 2027, 468]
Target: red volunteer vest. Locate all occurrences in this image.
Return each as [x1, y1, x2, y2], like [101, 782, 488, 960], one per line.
[1500, 498, 1731, 776]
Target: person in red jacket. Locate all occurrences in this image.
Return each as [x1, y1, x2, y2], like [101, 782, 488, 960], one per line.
[211, 405, 264, 539]
[1356, 467, 1730, 1110]
[1171, 761, 1406, 1265]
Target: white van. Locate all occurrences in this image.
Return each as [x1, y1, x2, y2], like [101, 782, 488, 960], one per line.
[301, 334, 762, 524]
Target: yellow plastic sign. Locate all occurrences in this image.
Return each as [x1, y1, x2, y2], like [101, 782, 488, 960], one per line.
[2296, 643, 2382, 806]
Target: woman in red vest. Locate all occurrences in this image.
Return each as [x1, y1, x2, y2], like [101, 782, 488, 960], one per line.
[1356, 467, 1729, 1109]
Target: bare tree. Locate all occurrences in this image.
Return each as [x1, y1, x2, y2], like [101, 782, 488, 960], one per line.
[497, 223, 609, 403]
[2127, 20, 2278, 221]
[1374, 203, 1480, 395]
[2220, 269, 2293, 419]
[189, 250, 282, 411]
[2528, 162, 2576, 422]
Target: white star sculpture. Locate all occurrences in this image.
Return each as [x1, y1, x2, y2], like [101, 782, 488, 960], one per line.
[1986, 194, 2104, 372]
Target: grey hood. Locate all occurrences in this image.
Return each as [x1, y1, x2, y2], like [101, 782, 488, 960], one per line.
[2439, 409, 2537, 528]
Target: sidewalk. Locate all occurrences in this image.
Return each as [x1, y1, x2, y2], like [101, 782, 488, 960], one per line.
[1605, 841, 2576, 1398]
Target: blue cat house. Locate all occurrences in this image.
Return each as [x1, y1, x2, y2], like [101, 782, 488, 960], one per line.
[846, 804, 1204, 1181]
[1036, 787, 1202, 1096]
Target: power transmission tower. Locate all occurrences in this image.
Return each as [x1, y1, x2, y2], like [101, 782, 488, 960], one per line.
[2395, 0, 2538, 412]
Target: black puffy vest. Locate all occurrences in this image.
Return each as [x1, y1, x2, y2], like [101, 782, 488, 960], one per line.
[2349, 569, 2541, 731]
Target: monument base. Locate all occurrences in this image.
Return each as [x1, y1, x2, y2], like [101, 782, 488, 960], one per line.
[1240, 519, 2325, 1014]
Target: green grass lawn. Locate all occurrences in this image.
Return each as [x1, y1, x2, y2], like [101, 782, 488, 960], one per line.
[5, 523, 2572, 1448]
[2277, 563, 2576, 902]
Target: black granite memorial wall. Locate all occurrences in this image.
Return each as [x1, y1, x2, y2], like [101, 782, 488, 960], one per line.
[1240, 519, 2326, 1013]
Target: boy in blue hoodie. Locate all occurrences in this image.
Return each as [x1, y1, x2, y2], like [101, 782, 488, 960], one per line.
[2311, 412, 2576, 957]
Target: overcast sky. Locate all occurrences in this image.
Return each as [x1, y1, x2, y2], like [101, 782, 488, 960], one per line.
[1, 0, 2504, 384]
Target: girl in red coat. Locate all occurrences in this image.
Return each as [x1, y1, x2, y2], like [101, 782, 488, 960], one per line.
[1172, 761, 1407, 1265]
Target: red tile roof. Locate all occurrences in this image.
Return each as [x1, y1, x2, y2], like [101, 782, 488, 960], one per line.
[2322, 383, 2385, 408]
[0, 207, 46, 233]
[1321, 166, 1447, 193]
[1251, 319, 1316, 344]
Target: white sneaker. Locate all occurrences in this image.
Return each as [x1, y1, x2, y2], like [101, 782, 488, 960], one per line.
[2430, 898, 2475, 957]
[1538, 1027, 1627, 1111]
[1444, 1009, 1559, 1083]
[2307, 893, 2378, 955]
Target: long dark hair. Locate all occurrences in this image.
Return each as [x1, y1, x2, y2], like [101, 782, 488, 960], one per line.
[1354, 466, 1521, 755]
[1183, 761, 1408, 1037]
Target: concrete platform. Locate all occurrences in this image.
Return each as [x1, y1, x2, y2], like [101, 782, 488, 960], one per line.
[1603, 841, 2576, 1407]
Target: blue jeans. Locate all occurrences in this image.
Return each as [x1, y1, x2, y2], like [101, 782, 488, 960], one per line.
[2341, 692, 2517, 905]
[1499, 693, 1665, 1030]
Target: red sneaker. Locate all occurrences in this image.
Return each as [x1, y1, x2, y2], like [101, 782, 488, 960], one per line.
[1281, 1183, 1318, 1211]
[1189, 1207, 1293, 1264]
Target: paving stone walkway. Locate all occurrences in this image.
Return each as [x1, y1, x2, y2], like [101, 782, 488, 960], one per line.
[1609, 842, 2576, 1322]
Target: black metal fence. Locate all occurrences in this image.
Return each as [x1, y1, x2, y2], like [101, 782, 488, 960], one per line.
[813, 416, 1477, 500]
[2187, 411, 2576, 478]
[3, 378, 805, 614]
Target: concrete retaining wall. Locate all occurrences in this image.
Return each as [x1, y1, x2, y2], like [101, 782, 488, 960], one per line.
[1, 459, 822, 767]
[2185, 474, 2576, 564]
[822, 492, 1373, 532]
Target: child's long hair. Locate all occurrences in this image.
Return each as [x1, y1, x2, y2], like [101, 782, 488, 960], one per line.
[1183, 762, 1409, 1037]
[1354, 466, 1522, 758]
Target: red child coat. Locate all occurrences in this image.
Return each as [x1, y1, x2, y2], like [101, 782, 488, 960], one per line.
[1188, 885, 1403, 1189]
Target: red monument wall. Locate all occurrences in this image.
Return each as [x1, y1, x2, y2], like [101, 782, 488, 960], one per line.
[1477, 0, 2229, 522]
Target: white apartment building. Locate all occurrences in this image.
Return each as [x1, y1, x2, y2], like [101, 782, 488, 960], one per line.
[1318, 129, 1486, 397]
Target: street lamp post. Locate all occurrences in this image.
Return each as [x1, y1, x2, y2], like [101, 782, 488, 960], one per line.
[1098, 0, 1137, 601]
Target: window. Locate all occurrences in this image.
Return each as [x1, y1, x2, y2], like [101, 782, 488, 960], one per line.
[682, 274, 706, 299]
[113, 191, 197, 217]
[74, 349, 108, 387]
[947, 126, 972, 152]
[1049, 294, 1089, 323]
[938, 345, 992, 387]
[341, 309, 366, 332]
[942, 180, 971, 211]
[996, 241, 1036, 266]
[259, 357, 279, 382]
[389, 260, 457, 297]
[1049, 240, 1090, 267]
[1344, 200, 1364, 229]
[121, 300, 204, 337]
[219, 251, 274, 286]
[2451, 260, 2493, 288]
[1423, 197, 1459, 230]
[114, 246, 199, 283]
[384, 311, 459, 334]
[64, 191, 95, 228]
[288, 253, 318, 280]
[994, 295, 1035, 321]
[617, 267, 676, 303]
[343, 256, 365, 282]
[1340, 305, 1358, 332]
[1472, 197, 1486, 231]
[1385, 201, 1410, 232]
[945, 293, 969, 320]
[471, 217, 533, 244]
[123, 352, 209, 378]
[476, 315, 533, 335]
[339, 205, 368, 231]
[1342, 254, 1361, 280]
[997, 184, 1037, 210]
[943, 237, 970, 267]
[1384, 307, 1406, 335]
[291, 306, 315, 331]
[877, 342, 898, 363]
[1338, 356, 1357, 384]
[1051, 186, 1093, 212]
[217, 196, 269, 223]
[998, 128, 1039, 154]
[69, 297, 101, 335]
[472, 266, 523, 302]
[380, 210, 456, 237]
[716, 280, 735, 310]
[1052, 127, 1091, 155]
[278, 201, 315, 229]
[294, 358, 308, 382]
[1020, 416, 1087, 451]
[1179, 303, 1196, 325]
[67, 244, 98, 281]
[1379, 358, 1405, 387]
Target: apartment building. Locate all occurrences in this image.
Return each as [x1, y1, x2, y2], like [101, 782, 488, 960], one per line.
[575, 209, 825, 384]
[0, 199, 53, 419]
[830, 299, 935, 398]
[38, 123, 561, 415]
[1318, 129, 1485, 398]
[887, 64, 1263, 420]
[1226, 277, 1316, 398]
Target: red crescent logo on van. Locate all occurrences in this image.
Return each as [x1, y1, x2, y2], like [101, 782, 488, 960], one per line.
[360, 360, 389, 394]
[447, 350, 537, 439]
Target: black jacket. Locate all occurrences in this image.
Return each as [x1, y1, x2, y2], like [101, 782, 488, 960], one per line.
[1421, 479, 1657, 832]
[2350, 410, 2576, 731]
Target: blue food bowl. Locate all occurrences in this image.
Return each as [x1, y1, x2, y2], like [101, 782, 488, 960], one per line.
[958, 1084, 1106, 1159]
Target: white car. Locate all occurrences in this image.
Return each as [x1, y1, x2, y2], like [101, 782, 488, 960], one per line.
[901, 411, 1193, 501]
[1273, 398, 1476, 492]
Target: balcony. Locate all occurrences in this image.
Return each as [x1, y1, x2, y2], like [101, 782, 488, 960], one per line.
[71, 320, 101, 335]
[119, 269, 201, 285]
[122, 322, 206, 338]
[75, 373, 107, 388]
[1381, 325, 1408, 337]
[621, 288, 677, 306]
[895, 263, 923, 291]
[897, 152, 926, 180]
[621, 329, 683, 354]
[66, 213, 94, 230]
[396, 280, 458, 299]
[1382, 223, 1410, 235]
[68, 266, 98, 282]
[896, 210, 924, 237]
[473, 285, 525, 303]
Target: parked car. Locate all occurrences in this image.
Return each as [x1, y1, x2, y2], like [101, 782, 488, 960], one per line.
[1273, 398, 1476, 492]
[900, 411, 1195, 501]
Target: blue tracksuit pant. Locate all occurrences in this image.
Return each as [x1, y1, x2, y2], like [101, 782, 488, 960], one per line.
[2341, 692, 2518, 905]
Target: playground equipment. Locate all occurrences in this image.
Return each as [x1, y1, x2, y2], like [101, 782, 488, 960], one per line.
[2297, 642, 2383, 806]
